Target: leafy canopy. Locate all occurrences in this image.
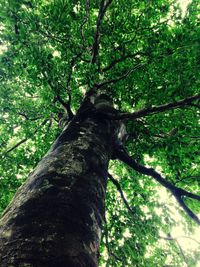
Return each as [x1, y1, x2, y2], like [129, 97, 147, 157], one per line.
[0, 0, 200, 266]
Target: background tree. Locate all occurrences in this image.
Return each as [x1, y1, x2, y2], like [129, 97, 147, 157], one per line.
[0, 0, 200, 266]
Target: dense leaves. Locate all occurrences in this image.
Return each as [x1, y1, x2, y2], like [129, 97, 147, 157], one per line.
[0, 0, 199, 266]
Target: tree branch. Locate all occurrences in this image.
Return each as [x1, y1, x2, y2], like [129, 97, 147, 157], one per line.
[91, 0, 113, 64]
[160, 235, 200, 245]
[103, 218, 122, 262]
[115, 147, 200, 225]
[160, 234, 192, 267]
[42, 68, 75, 121]
[175, 239, 189, 267]
[80, 0, 90, 48]
[18, 112, 43, 121]
[108, 173, 135, 214]
[3, 107, 43, 121]
[102, 51, 147, 72]
[102, 43, 193, 73]
[66, 52, 82, 89]
[106, 93, 200, 120]
[38, 28, 70, 45]
[62, 52, 83, 120]
[84, 62, 143, 100]
[96, 63, 144, 88]
[4, 138, 28, 155]
[2, 119, 49, 156]
[56, 94, 74, 121]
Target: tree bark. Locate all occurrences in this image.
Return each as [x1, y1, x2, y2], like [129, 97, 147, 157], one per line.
[0, 96, 119, 267]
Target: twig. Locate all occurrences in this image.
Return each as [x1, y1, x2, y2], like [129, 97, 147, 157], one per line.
[80, 0, 90, 48]
[3, 107, 42, 121]
[4, 138, 28, 155]
[108, 173, 135, 214]
[102, 43, 194, 73]
[175, 176, 200, 185]
[38, 28, 70, 45]
[175, 239, 189, 267]
[160, 235, 200, 245]
[96, 63, 144, 88]
[115, 147, 200, 225]
[102, 52, 147, 72]
[104, 217, 122, 262]
[66, 52, 82, 89]
[84, 60, 143, 100]
[160, 234, 191, 267]
[42, 68, 75, 121]
[18, 112, 43, 121]
[2, 119, 49, 156]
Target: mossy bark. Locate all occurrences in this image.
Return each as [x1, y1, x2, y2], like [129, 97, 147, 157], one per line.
[0, 97, 119, 267]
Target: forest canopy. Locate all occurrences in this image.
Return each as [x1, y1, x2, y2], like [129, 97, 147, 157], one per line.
[0, 0, 200, 266]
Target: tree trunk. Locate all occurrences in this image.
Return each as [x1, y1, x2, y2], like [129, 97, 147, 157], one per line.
[0, 96, 119, 267]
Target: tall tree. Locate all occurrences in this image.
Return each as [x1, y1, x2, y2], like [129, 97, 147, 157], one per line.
[0, 0, 200, 266]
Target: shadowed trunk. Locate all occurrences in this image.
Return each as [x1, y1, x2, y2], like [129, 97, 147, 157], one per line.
[0, 95, 119, 267]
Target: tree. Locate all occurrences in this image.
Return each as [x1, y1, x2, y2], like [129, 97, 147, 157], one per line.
[0, 0, 200, 266]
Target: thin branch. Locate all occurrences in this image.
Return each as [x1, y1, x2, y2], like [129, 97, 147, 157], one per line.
[91, 0, 113, 64]
[42, 69, 74, 121]
[102, 42, 194, 73]
[176, 197, 200, 224]
[84, 61, 144, 100]
[96, 63, 144, 88]
[4, 138, 28, 155]
[175, 176, 200, 185]
[102, 52, 147, 72]
[160, 235, 200, 245]
[17, 112, 29, 120]
[66, 52, 82, 89]
[2, 119, 49, 156]
[104, 218, 111, 257]
[57, 52, 84, 122]
[38, 28, 70, 45]
[56, 94, 74, 121]
[176, 239, 189, 267]
[55, 53, 82, 118]
[160, 234, 191, 267]
[42, 72, 71, 116]
[18, 112, 43, 121]
[91, 0, 105, 64]
[80, 0, 90, 48]
[104, 218, 122, 262]
[108, 173, 134, 214]
[63, 52, 83, 120]
[114, 12, 144, 47]
[106, 93, 200, 120]
[46, 117, 53, 133]
[115, 147, 200, 225]
[3, 107, 42, 121]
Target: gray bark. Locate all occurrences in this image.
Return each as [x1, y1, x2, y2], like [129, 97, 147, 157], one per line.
[0, 95, 120, 267]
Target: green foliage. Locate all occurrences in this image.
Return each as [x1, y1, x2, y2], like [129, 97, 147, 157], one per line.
[0, 0, 199, 266]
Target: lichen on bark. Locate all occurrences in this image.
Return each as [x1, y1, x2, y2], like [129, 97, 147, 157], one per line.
[0, 94, 122, 267]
